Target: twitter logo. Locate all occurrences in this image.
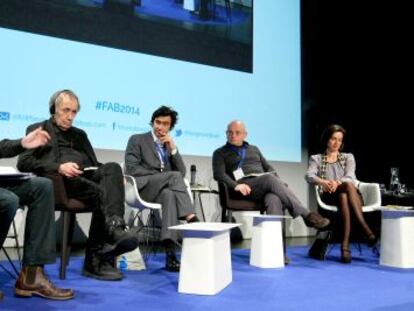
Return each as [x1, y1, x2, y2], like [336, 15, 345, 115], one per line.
[175, 129, 182, 137]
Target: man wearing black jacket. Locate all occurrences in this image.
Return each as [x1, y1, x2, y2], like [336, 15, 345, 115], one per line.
[17, 89, 138, 281]
[1, 128, 73, 300]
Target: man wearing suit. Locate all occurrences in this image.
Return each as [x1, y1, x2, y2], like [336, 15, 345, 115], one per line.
[17, 89, 138, 281]
[124, 106, 198, 272]
[1, 129, 73, 300]
[213, 120, 330, 230]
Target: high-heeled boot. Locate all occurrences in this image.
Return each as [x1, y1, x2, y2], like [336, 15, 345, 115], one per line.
[341, 247, 352, 264]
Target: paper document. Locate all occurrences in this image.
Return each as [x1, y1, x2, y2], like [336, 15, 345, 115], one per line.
[190, 184, 211, 191]
[0, 172, 35, 181]
[83, 166, 99, 171]
[243, 171, 276, 178]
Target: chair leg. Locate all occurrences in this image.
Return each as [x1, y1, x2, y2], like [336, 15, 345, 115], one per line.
[12, 220, 22, 269]
[227, 210, 233, 222]
[60, 211, 73, 280]
[65, 214, 76, 267]
[221, 206, 227, 222]
[0, 247, 19, 279]
[282, 216, 287, 255]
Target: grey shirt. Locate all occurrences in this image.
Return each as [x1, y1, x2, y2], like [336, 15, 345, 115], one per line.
[305, 153, 358, 186]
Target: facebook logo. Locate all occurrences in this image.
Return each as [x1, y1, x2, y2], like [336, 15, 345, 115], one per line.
[0, 112, 10, 121]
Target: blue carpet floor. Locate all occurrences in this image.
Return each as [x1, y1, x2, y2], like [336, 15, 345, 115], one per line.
[1, 245, 414, 311]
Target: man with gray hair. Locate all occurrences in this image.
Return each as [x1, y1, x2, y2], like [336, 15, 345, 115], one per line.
[18, 89, 138, 281]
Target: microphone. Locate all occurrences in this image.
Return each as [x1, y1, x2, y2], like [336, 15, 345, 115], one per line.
[190, 164, 197, 186]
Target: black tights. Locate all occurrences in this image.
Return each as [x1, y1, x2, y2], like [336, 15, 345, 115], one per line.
[323, 182, 375, 250]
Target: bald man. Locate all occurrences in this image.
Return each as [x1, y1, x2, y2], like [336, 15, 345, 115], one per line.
[213, 120, 330, 230]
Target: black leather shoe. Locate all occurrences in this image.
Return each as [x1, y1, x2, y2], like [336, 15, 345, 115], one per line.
[303, 212, 330, 230]
[83, 251, 123, 281]
[165, 253, 180, 272]
[100, 217, 139, 257]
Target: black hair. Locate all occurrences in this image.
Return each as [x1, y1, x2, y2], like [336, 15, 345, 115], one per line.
[320, 124, 346, 151]
[150, 106, 178, 130]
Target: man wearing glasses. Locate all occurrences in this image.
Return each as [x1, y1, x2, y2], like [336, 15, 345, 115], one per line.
[213, 120, 330, 233]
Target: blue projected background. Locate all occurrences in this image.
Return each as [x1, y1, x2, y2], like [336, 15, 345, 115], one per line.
[0, 1, 301, 162]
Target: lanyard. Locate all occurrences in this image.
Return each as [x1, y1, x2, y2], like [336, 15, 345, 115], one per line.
[155, 142, 168, 169]
[227, 144, 247, 169]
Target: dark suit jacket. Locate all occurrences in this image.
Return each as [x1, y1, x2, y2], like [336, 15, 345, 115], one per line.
[0, 139, 24, 159]
[17, 118, 100, 175]
[124, 131, 187, 200]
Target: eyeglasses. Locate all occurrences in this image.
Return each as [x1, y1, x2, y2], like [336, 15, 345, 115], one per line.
[226, 130, 244, 136]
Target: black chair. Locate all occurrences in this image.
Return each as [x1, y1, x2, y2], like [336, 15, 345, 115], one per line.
[217, 181, 287, 252]
[218, 181, 265, 222]
[46, 174, 94, 280]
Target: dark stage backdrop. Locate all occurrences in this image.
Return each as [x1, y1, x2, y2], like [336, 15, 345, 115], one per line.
[301, 0, 412, 189]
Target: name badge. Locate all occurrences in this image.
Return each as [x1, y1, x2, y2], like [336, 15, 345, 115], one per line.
[233, 168, 245, 181]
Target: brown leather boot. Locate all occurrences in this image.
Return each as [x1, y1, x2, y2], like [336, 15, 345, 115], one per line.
[0, 289, 4, 300]
[15, 266, 74, 300]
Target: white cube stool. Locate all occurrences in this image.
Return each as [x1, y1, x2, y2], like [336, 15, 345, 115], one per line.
[169, 222, 240, 295]
[246, 213, 291, 268]
[380, 209, 414, 268]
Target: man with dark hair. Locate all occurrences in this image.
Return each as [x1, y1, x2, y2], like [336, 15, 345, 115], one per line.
[1, 128, 73, 300]
[125, 105, 198, 272]
[213, 120, 330, 230]
[17, 89, 138, 281]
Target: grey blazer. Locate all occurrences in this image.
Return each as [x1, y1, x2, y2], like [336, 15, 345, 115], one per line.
[124, 132, 187, 199]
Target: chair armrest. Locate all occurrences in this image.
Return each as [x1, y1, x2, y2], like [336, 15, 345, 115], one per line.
[314, 185, 338, 212]
[124, 174, 161, 210]
[218, 182, 231, 208]
[359, 182, 381, 211]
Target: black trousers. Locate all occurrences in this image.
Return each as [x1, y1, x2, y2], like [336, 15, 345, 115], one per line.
[0, 177, 56, 266]
[64, 162, 125, 249]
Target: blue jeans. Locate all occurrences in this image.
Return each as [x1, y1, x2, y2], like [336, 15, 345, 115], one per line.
[0, 177, 56, 266]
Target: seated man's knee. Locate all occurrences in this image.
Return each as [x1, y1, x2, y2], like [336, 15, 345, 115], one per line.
[160, 188, 174, 198]
[99, 163, 123, 182]
[102, 162, 122, 174]
[264, 193, 283, 215]
[261, 174, 274, 183]
[30, 176, 53, 194]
